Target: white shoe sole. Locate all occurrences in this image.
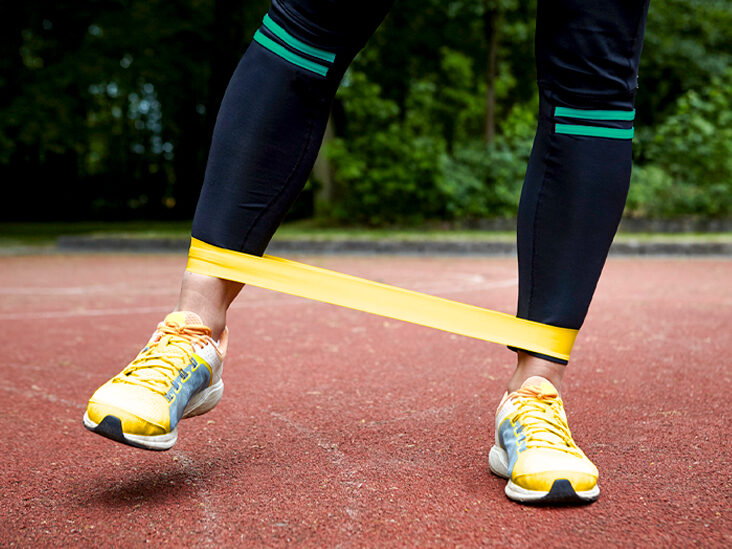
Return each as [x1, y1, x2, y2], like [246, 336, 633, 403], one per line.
[83, 379, 224, 451]
[83, 412, 178, 450]
[182, 379, 224, 418]
[489, 445, 600, 504]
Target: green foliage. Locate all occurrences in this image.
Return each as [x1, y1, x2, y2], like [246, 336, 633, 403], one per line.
[626, 165, 676, 218]
[639, 0, 732, 122]
[327, 72, 449, 225]
[327, 48, 537, 224]
[327, 0, 732, 225]
[629, 69, 732, 217]
[0, 0, 268, 220]
[441, 101, 536, 218]
[1, 0, 730, 222]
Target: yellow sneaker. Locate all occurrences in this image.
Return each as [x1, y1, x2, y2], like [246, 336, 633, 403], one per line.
[83, 312, 227, 450]
[489, 376, 599, 504]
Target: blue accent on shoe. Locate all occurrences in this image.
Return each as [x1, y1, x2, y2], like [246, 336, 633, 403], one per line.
[498, 419, 526, 476]
[164, 356, 211, 429]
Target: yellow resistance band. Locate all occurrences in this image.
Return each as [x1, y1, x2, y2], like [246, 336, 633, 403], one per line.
[187, 238, 577, 361]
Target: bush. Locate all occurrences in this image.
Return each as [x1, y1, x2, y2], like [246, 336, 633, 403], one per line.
[327, 50, 537, 225]
[440, 100, 535, 219]
[630, 69, 732, 217]
[327, 72, 449, 225]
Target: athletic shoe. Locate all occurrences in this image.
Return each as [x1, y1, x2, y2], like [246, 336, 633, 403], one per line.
[83, 311, 226, 450]
[488, 376, 599, 504]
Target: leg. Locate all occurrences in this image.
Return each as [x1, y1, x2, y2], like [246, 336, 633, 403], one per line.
[85, 0, 394, 450]
[491, 0, 651, 503]
[176, 0, 394, 339]
[507, 350, 567, 393]
[177, 272, 242, 340]
[511, 0, 650, 387]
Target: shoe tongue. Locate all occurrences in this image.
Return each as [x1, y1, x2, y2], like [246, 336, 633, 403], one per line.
[163, 311, 203, 327]
[519, 376, 559, 399]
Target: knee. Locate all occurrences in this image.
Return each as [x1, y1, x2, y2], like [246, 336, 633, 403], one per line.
[266, 0, 392, 65]
[535, 1, 649, 108]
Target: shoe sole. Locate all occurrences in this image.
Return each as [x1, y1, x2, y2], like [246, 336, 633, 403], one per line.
[182, 379, 224, 419]
[83, 412, 178, 450]
[488, 445, 599, 505]
[83, 379, 224, 451]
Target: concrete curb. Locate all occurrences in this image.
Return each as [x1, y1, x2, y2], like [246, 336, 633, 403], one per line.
[55, 236, 732, 256]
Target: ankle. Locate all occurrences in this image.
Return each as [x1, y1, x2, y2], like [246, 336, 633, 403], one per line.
[184, 310, 227, 342]
[506, 351, 566, 395]
[176, 271, 243, 340]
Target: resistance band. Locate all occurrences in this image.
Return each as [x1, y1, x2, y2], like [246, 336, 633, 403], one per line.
[187, 238, 577, 361]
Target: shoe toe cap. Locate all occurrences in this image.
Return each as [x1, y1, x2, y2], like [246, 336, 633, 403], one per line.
[87, 383, 169, 436]
[513, 450, 598, 492]
[513, 470, 597, 493]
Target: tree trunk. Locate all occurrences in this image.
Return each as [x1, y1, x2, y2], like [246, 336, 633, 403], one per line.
[313, 113, 335, 218]
[484, 6, 499, 143]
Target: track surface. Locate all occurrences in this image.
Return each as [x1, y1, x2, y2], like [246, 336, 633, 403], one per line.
[1, 254, 730, 547]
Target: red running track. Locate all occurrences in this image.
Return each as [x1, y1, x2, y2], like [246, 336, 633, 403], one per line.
[0, 254, 730, 547]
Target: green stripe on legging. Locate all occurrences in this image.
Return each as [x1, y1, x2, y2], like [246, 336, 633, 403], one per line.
[263, 14, 336, 63]
[253, 30, 328, 77]
[555, 107, 636, 121]
[555, 124, 635, 139]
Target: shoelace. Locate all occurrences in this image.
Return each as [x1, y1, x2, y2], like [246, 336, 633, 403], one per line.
[512, 386, 584, 458]
[114, 321, 212, 395]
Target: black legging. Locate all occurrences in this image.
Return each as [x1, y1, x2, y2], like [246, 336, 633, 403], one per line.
[192, 0, 394, 254]
[191, 0, 651, 364]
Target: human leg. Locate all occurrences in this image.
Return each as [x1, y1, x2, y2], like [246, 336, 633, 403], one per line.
[176, 273, 242, 340]
[191, 0, 394, 255]
[85, 0, 394, 450]
[173, 0, 394, 338]
[492, 0, 651, 503]
[515, 0, 651, 365]
[507, 351, 566, 393]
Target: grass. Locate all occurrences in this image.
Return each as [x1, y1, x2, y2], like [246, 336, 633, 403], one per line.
[1, 219, 731, 248]
[0, 221, 193, 247]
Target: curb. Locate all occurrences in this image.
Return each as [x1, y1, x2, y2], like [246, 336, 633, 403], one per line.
[55, 236, 732, 256]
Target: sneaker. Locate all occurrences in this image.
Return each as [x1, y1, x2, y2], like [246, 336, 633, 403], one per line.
[83, 312, 226, 450]
[488, 376, 599, 504]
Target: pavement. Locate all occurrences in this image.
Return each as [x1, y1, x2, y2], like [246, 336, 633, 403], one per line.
[1, 253, 730, 547]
